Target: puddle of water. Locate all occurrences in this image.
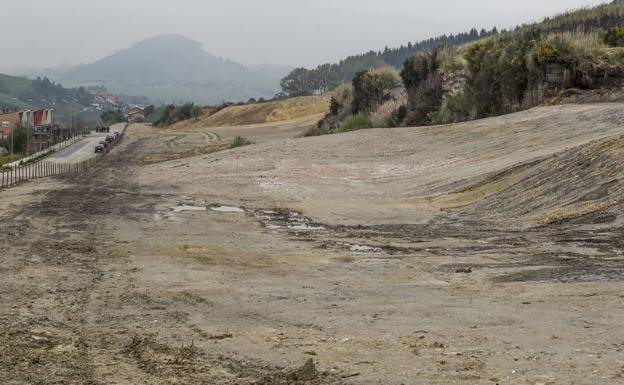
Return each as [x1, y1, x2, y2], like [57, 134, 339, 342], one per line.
[288, 224, 325, 231]
[211, 206, 245, 213]
[172, 205, 207, 213]
[350, 244, 382, 252]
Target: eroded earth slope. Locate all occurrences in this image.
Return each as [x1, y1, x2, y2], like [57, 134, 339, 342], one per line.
[1, 104, 624, 384]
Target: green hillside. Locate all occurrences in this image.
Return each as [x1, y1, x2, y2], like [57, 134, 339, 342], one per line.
[0, 73, 100, 126]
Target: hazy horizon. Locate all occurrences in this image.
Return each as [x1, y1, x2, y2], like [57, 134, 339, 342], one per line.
[0, 0, 609, 71]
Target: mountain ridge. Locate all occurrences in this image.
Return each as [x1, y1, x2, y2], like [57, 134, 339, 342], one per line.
[53, 34, 289, 104]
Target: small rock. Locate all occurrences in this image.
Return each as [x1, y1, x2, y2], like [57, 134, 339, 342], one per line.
[289, 358, 317, 381]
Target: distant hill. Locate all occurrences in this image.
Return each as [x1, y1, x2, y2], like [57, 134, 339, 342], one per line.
[58, 34, 285, 105]
[247, 64, 293, 82]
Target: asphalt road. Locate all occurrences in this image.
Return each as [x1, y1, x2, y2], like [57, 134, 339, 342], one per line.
[47, 124, 125, 164]
[46, 133, 106, 164]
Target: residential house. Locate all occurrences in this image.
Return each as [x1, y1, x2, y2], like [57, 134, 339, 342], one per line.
[127, 106, 145, 121]
[90, 91, 120, 109]
[0, 107, 22, 141]
[1, 106, 64, 153]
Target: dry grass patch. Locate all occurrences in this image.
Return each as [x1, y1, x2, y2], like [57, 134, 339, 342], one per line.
[174, 96, 329, 129]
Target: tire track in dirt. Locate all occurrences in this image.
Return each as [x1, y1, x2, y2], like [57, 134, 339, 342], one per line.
[0, 135, 347, 385]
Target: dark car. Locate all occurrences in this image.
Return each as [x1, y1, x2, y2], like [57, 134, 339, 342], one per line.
[105, 135, 115, 144]
[95, 144, 105, 153]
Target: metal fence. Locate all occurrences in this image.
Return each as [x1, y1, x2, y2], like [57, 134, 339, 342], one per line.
[0, 158, 98, 189]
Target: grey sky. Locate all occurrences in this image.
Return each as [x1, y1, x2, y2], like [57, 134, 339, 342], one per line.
[0, 0, 608, 69]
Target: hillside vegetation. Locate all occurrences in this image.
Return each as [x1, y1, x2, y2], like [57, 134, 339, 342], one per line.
[311, 1, 624, 135]
[281, 1, 624, 97]
[0, 73, 99, 125]
[280, 28, 498, 97]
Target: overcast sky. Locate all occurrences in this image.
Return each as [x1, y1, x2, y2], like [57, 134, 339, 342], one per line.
[0, 0, 608, 70]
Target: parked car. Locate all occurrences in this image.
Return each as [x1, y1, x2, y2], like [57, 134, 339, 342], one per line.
[105, 134, 115, 143]
[99, 140, 109, 148]
[95, 144, 104, 153]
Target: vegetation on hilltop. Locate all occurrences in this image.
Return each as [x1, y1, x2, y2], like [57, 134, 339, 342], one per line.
[153, 103, 203, 127]
[310, 67, 405, 136]
[282, 1, 624, 99]
[514, 0, 624, 36]
[312, 22, 624, 136]
[281, 28, 499, 97]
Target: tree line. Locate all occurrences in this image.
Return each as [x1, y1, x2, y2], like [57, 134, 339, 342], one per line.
[280, 28, 499, 97]
[29, 77, 92, 106]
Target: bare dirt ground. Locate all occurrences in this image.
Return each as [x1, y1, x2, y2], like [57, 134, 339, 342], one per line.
[1, 103, 624, 385]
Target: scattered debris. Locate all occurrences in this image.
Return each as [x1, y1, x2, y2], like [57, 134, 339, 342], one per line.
[171, 204, 207, 213]
[211, 205, 245, 213]
[208, 333, 233, 340]
[349, 244, 382, 253]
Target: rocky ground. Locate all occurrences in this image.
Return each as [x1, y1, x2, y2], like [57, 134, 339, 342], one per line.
[1, 104, 624, 384]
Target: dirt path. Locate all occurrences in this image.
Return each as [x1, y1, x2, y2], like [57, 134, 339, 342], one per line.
[1, 104, 624, 384]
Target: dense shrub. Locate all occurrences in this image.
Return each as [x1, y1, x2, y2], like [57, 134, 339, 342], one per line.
[154, 103, 200, 126]
[101, 109, 125, 124]
[351, 66, 401, 114]
[461, 33, 542, 118]
[401, 50, 444, 125]
[339, 114, 373, 132]
[536, 41, 560, 64]
[143, 105, 155, 118]
[369, 98, 408, 128]
[603, 26, 624, 46]
[230, 136, 254, 148]
[2, 124, 27, 153]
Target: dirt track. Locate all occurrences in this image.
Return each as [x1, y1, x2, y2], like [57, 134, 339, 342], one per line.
[1, 104, 624, 384]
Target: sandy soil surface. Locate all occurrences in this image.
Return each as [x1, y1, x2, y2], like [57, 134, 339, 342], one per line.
[1, 104, 624, 385]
